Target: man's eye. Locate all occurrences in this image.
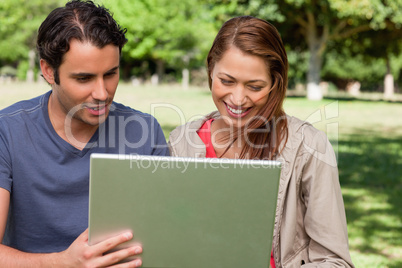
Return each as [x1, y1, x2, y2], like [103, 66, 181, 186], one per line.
[105, 72, 117, 77]
[76, 77, 90, 82]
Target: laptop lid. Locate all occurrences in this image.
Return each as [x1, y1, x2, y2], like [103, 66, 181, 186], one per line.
[88, 153, 281, 268]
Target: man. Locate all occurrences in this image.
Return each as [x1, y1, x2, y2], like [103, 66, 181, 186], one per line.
[0, 1, 169, 266]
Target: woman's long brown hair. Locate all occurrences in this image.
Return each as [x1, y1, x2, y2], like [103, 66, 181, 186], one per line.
[207, 16, 288, 160]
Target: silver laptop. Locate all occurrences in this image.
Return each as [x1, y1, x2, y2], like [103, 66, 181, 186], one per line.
[88, 153, 281, 268]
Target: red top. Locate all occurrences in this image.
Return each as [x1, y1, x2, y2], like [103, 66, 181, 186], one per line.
[197, 119, 276, 268]
[197, 119, 217, 158]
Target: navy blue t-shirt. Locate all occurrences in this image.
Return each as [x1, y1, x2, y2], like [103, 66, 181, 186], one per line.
[0, 91, 169, 253]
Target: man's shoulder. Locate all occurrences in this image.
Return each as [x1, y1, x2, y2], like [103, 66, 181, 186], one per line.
[0, 92, 49, 119]
[111, 102, 152, 118]
[109, 102, 162, 129]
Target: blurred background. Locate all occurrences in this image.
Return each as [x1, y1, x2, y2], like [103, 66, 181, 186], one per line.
[1, 0, 402, 100]
[0, 0, 401, 267]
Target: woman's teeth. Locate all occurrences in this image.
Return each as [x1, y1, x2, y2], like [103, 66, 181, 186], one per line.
[228, 105, 245, 114]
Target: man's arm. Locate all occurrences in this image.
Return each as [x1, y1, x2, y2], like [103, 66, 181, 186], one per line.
[0, 188, 143, 268]
[0, 188, 9, 243]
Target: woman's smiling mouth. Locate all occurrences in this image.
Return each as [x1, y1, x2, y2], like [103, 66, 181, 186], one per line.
[224, 102, 252, 118]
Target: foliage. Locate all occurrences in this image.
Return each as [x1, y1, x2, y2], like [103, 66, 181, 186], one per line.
[0, 0, 62, 63]
[287, 47, 309, 87]
[0, 0, 401, 92]
[322, 18, 402, 91]
[198, 0, 402, 97]
[15, 60, 40, 81]
[204, 0, 284, 26]
[277, 0, 402, 97]
[321, 49, 385, 90]
[106, 0, 216, 71]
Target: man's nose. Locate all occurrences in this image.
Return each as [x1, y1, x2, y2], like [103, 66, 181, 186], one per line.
[92, 78, 107, 101]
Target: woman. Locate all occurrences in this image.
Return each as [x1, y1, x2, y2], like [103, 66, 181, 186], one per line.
[168, 16, 354, 267]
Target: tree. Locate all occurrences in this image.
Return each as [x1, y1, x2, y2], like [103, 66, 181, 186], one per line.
[321, 48, 386, 93]
[322, 18, 402, 98]
[277, 0, 402, 100]
[356, 23, 402, 99]
[202, 0, 402, 100]
[0, 0, 62, 81]
[108, 0, 216, 86]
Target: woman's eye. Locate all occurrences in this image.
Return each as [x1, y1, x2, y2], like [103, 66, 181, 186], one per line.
[220, 79, 233, 85]
[249, 85, 262, 91]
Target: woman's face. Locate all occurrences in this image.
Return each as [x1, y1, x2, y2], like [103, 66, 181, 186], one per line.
[210, 46, 272, 129]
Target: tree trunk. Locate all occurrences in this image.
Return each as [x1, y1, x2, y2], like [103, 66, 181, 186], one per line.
[26, 49, 35, 83]
[307, 43, 323, 100]
[384, 57, 394, 100]
[181, 54, 191, 90]
[156, 59, 165, 84]
[305, 12, 327, 101]
[182, 68, 189, 90]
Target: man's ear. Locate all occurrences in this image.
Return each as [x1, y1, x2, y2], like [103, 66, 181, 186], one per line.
[40, 59, 55, 84]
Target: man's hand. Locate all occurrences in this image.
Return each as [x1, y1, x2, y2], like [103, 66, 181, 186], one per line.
[60, 229, 142, 267]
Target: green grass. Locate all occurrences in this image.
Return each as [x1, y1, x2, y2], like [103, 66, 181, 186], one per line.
[339, 135, 401, 267]
[1, 82, 401, 267]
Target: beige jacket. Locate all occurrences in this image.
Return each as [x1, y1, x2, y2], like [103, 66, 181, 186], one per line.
[168, 111, 354, 268]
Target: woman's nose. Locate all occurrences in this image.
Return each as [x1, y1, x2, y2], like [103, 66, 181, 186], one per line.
[231, 85, 247, 106]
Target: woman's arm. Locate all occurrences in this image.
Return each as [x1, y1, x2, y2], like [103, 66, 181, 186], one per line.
[301, 130, 354, 267]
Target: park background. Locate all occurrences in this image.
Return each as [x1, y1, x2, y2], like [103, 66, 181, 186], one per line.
[0, 0, 401, 267]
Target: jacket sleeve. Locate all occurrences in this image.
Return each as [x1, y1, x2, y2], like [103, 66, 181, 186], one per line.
[300, 129, 354, 268]
[167, 138, 178, 157]
[168, 122, 207, 158]
[168, 125, 185, 157]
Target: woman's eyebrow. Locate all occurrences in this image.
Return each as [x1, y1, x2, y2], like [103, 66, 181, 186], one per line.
[218, 72, 268, 84]
[218, 72, 235, 80]
[248, 79, 268, 84]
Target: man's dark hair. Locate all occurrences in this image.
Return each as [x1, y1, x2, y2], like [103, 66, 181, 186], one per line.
[36, 0, 127, 84]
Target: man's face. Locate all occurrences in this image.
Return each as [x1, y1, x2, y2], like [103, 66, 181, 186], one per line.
[47, 39, 120, 129]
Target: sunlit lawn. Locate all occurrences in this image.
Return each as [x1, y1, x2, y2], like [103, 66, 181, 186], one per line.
[1, 81, 401, 267]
